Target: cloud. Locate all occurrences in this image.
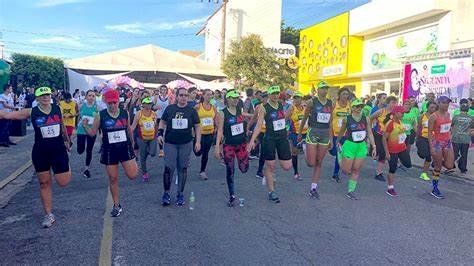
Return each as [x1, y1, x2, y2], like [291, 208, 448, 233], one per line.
[36, 0, 87, 7]
[30, 36, 85, 47]
[104, 17, 207, 34]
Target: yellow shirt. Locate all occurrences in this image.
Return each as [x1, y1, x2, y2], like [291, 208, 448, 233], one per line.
[138, 110, 157, 140]
[420, 113, 429, 138]
[197, 103, 216, 135]
[60, 100, 77, 127]
[332, 101, 351, 135]
[290, 105, 307, 134]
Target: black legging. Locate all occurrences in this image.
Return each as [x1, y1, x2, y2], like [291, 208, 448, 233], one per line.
[194, 134, 213, 173]
[388, 149, 412, 174]
[257, 133, 265, 174]
[77, 134, 96, 166]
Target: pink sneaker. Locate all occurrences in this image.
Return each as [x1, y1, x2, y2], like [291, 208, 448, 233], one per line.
[142, 173, 149, 182]
[386, 188, 398, 197]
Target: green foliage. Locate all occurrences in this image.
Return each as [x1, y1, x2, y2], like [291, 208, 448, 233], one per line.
[222, 34, 295, 90]
[281, 21, 300, 50]
[10, 53, 64, 90]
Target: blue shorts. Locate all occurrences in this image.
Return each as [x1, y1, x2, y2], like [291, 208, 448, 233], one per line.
[288, 132, 306, 147]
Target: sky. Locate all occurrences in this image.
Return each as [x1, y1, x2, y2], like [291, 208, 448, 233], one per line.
[0, 0, 369, 60]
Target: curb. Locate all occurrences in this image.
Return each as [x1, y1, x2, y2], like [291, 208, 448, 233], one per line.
[411, 162, 474, 184]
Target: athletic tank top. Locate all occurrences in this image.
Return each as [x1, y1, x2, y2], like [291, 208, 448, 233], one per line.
[309, 97, 333, 129]
[432, 112, 451, 141]
[373, 108, 389, 135]
[155, 96, 169, 119]
[59, 100, 77, 127]
[346, 115, 368, 143]
[197, 103, 216, 135]
[290, 105, 307, 134]
[76, 102, 98, 135]
[263, 102, 286, 139]
[137, 110, 157, 140]
[100, 108, 131, 147]
[420, 113, 429, 138]
[332, 101, 350, 135]
[223, 107, 246, 145]
[31, 105, 64, 147]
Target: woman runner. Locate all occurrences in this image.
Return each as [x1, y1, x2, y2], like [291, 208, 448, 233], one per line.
[76, 90, 99, 178]
[0, 86, 72, 228]
[83, 89, 138, 217]
[131, 97, 158, 182]
[401, 100, 418, 152]
[285, 91, 307, 180]
[153, 85, 169, 157]
[59, 92, 78, 139]
[247, 92, 268, 179]
[248, 86, 292, 203]
[298, 81, 333, 199]
[215, 90, 249, 206]
[415, 101, 437, 181]
[337, 99, 376, 199]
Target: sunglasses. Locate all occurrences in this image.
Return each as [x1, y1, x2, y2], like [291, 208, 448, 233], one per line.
[107, 101, 118, 105]
[178, 94, 189, 97]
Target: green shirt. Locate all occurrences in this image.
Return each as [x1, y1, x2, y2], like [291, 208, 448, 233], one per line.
[402, 111, 417, 132]
[76, 102, 98, 135]
[451, 113, 474, 144]
[361, 104, 372, 118]
[452, 108, 474, 117]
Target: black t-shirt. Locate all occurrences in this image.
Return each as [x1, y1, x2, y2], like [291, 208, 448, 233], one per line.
[25, 93, 35, 108]
[263, 102, 287, 139]
[161, 104, 200, 144]
[223, 107, 247, 145]
[31, 105, 65, 148]
[100, 108, 131, 148]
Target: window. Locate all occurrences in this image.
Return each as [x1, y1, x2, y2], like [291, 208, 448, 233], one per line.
[369, 82, 385, 96]
[390, 81, 400, 97]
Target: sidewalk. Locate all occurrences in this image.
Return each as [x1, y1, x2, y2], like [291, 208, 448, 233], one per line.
[0, 130, 34, 189]
[409, 146, 474, 182]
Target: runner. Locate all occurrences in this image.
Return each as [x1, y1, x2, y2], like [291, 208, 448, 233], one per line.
[158, 87, 201, 206]
[247, 86, 292, 203]
[382, 105, 412, 197]
[337, 99, 376, 199]
[421, 92, 436, 113]
[328, 87, 351, 183]
[285, 91, 307, 180]
[153, 85, 169, 157]
[124, 88, 141, 157]
[415, 101, 438, 181]
[298, 81, 333, 199]
[451, 98, 474, 175]
[370, 95, 398, 182]
[76, 90, 99, 178]
[401, 100, 418, 152]
[194, 89, 217, 180]
[131, 97, 158, 182]
[59, 92, 78, 139]
[83, 89, 138, 217]
[0, 86, 72, 227]
[247, 92, 268, 179]
[215, 90, 249, 206]
[427, 95, 455, 199]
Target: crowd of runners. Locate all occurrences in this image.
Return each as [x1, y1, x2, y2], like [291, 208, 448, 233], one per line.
[0, 81, 473, 228]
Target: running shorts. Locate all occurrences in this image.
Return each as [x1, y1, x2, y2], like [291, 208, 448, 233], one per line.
[100, 144, 136, 165]
[341, 140, 367, 159]
[433, 139, 452, 152]
[388, 150, 412, 174]
[288, 132, 306, 147]
[373, 130, 386, 162]
[262, 137, 291, 161]
[306, 127, 330, 145]
[415, 136, 431, 162]
[32, 144, 70, 174]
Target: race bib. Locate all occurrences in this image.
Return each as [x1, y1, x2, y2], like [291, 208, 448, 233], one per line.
[337, 118, 343, 128]
[172, 118, 188, 129]
[82, 115, 94, 125]
[231, 123, 244, 136]
[273, 119, 285, 131]
[108, 130, 127, 144]
[317, 113, 330, 123]
[143, 121, 154, 131]
[40, 124, 60, 138]
[201, 117, 213, 127]
[422, 120, 428, 128]
[352, 130, 366, 142]
[440, 123, 451, 133]
[119, 97, 125, 102]
[398, 133, 407, 144]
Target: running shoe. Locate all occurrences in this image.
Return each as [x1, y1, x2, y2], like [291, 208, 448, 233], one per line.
[159, 150, 165, 157]
[199, 172, 209, 180]
[419, 172, 430, 181]
[41, 213, 55, 228]
[110, 204, 123, 217]
[161, 192, 171, 206]
[293, 173, 302, 181]
[142, 173, 149, 182]
[332, 175, 341, 183]
[83, 169, 91, 179]
[256, 172, 264, 179]
[177, 192, 186, 206]
[249, 155, 259, 160]
[309, 189, 320, 199]
[443, 168, 456, 175]
[227, 195, 236, 207]
[386, 189, 398, 197]
[430, 188, 444, 199]
[374, 173, 386, 182]
[268, 191, 280, 203]
[346, 191, 359, 200]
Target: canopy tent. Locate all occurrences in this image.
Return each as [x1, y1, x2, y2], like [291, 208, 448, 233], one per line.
[67, 69, 129, 93]
[64, 44, 225, 84]
[177, 73, 233, 91]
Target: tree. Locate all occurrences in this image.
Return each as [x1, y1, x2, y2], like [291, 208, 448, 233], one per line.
[222, 34, 294, 90]
[281, 21, 300, 55]
[10, 53, 65, 90]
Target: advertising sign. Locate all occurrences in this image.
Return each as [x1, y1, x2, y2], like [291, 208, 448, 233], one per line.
[266, 44, 296, 59]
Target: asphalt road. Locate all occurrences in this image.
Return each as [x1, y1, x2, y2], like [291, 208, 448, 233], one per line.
[1, 138, 473, 265]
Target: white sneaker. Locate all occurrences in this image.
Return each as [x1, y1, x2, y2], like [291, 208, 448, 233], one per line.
[41, 213, 55, 228]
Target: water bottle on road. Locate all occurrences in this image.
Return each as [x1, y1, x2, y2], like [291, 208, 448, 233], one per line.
[189, 192, 195, 210]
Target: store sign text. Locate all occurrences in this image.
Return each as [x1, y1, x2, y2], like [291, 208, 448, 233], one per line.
[322, 64, 344, 76]
[266, 44, 296, 59]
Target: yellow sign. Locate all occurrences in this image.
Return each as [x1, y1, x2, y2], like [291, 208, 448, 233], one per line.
[287, 56, 298, 69]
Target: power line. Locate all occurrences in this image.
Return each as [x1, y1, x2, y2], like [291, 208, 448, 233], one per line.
[3, 41, 102, 53]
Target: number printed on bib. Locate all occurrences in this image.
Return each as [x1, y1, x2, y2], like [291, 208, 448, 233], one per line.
[273, 119, 285, 131]
[231, 123, 244, 136]
[40, 124, 60, 138]
[82, 115, 94, 125]
[422, 120, 428, 128]
[143, 121, 155, 131]
[201, 117, 213, 127]
[398, 133, 407, 144]
[172, 118, 188, 129]
[440, 123, 451, 133]
[352, 130, 366, 142]
[108, 130, 127, 144]
[317, 113, 331, 123]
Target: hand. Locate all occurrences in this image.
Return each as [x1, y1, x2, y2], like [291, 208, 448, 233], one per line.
[82, 118, 88, 127]
[194, 141, 201, 153]
[385, 153, 390, 161]
[64, 141, 71, 152]
[246, 141, 255, 153]
[157, 136, 164, 146]
[214, 145, 221, 160]
[328, 139, 333, 150]
[430, 146, 435, 156]
[371, 147, 377, 159]
[297, 134, 302, 142]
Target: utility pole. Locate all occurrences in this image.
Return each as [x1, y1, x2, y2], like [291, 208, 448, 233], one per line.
[220, 0, 228, 66]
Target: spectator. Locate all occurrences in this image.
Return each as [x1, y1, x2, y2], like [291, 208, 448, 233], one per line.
[451, 98, 474, 175]
[24, 87, 35, 108]
[0, 84, 16, 147]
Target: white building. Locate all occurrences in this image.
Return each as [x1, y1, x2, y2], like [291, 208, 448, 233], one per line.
[197, 0, 282, 66]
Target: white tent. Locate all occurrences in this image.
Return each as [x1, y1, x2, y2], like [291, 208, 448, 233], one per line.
[67, 69, 129, 93]
[64, 44, 224, 77]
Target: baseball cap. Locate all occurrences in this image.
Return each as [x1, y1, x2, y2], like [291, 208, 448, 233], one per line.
[317, 81, 329, 89]
[35, 86, 52, 97]
[391, 105, 407, 114]
[103, 89, 120, 103]
[261, 92, 268, 98]
[437, 95, 452, 103]
[141, 97, 152, 104]
[351, 99, 364, 107]
[459, 98, 469, 105]
[226, 90, 240, 98]
[267, 86, 281, 94]
[293, 91, 303, 98]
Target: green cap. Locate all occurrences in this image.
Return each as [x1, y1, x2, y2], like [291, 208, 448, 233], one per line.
[226, 90, 240, 98]
[35, 87, 52, 97]
[267, 86, 281, 94]
[351, 99, 364, 107]
[317, 81, 329, 89]
[141, 97, 152, 104]
[293, 91, 303, 98]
